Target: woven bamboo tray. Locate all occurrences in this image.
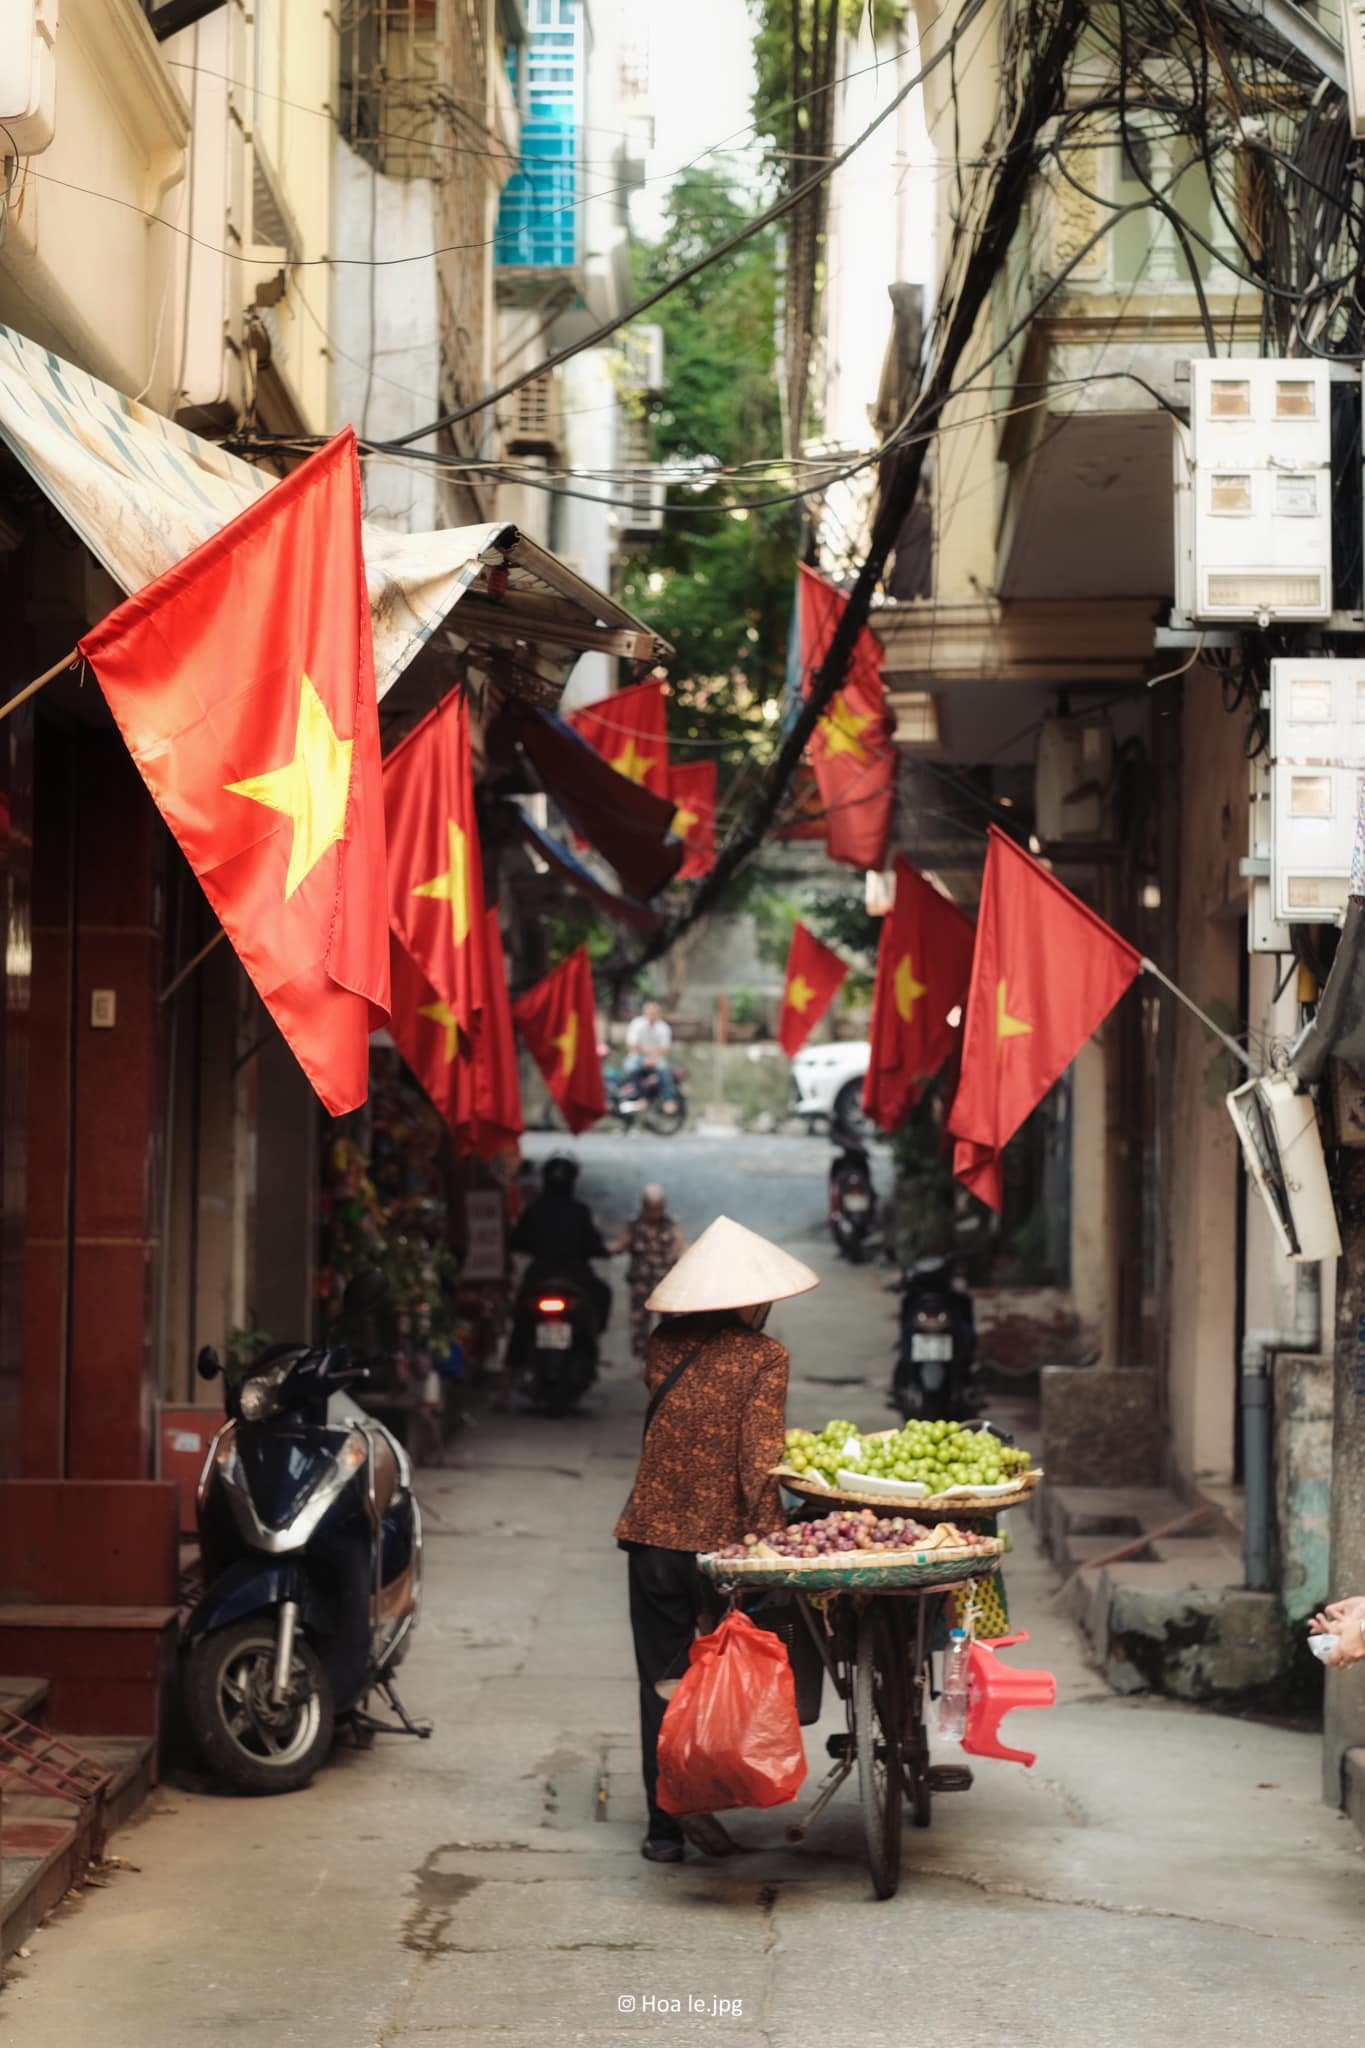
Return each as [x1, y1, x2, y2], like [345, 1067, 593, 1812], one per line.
[698, 1541, 1003, 1594]
[772, 1459, 1042, 1520]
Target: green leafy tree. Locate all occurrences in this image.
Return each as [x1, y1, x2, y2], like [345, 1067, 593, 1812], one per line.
[622, 164, 800, 775]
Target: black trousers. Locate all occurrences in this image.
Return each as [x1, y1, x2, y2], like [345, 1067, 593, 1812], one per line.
[625, 1543, 710, 1841]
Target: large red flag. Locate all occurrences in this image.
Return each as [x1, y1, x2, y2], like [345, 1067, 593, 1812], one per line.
[569, 678, 671, 802]
[798, 565, 896, 872]
[669, 760, 717, 880]
[778, 922, 848, 1057]
[513, 947, 605, 1135]
[863, 858, 976, 1133]
[949, 827, 1141, 1210]
[384, 690, 486, 1033]
[78, 429, 387, 1116]
[391, 912, 523, 1159]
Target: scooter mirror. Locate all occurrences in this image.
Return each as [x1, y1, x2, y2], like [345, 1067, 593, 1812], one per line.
[342, 1267, 389, 1318]
[197, 1345, 222, 1382]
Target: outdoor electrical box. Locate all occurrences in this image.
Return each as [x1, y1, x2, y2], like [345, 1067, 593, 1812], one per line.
[1185, 359, 1331, 625]
[1034, 713, 1116, 844]
[0, 0, 58, 156]
[1269, 657, 1365, 925]
[1248, 750, 1293, 954]
[1346, 3, 1365, 141]
[1226, 1075, 1341, 1262]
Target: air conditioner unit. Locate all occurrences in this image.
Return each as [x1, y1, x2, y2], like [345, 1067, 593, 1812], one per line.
[0, 0, 57, 155]
[620, 472, 665, 539]
[505, 372, 560, 457]
[1187, 359, 1331, 624]
[1345, 2, 1365, 139]
[1226, 1074, 1341, 1262]
[1034, 713, 1117, 843]
[619, 324, 664, 394]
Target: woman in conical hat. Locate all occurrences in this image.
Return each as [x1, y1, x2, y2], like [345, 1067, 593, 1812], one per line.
[614, 1216, 819, 1865]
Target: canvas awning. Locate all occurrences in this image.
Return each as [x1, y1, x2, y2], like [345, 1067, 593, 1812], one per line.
[0, 325, 669, 705]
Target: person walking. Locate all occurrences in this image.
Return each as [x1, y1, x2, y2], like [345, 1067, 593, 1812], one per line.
[610, 1185, 685, 1362]
[614, 1216, 819, 1863]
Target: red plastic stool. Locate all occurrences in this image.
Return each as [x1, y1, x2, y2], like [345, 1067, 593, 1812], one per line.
[961, 1632, 1056, 1768]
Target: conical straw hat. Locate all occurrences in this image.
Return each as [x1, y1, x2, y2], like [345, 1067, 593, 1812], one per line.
[645, 1215, 821, 1315]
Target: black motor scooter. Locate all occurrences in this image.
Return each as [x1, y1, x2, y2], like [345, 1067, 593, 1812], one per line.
[184, 1271, 429, 1795]
[891, 1254, 977, 1421]
[510, 1271, 601, 1415]
[829, 1126, 877, 1262]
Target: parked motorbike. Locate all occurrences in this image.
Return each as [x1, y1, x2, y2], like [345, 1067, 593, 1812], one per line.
[602, 1055, 688, 1136]
[184, 1271, 429, 1795]
[510, 1271, 601, 1416]
[891, 1255, 978, 1422]
[829, 1127, 877, 1262]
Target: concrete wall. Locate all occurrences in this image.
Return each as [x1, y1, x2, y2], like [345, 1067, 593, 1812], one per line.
[1165, 672, 1247, 1485]
[1274, 1351, 1332, 1624]
[332, 144, 441, 532]
[1069, 1038, 1108, 1355]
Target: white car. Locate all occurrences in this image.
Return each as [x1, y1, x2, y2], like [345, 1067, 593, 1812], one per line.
[789, 1040, 870, 1131]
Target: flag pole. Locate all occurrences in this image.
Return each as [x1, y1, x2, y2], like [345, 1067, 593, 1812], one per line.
[0, 649, 80, 721]
[1139, 956, 1255, 1072]
[160, 928, 227, 1005]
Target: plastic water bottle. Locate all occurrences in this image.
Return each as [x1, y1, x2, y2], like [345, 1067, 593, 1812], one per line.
[937, 1629, 970, 1745]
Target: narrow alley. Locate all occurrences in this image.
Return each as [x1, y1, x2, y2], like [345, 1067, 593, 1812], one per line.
[1, 1136, 1361, 2048]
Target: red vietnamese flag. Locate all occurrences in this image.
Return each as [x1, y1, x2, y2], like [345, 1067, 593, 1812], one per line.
[778, 922, 848, 1057]
[949, 827, 1141, 1210]
[471, 906, 523, 1157]
[569, 678, 671, 802]
[799, 565, 896, 872]
[389, 932, 467, 1140]
[513, 947, 605, 1135]
[863, 858, 975, 1133]
[384, 690, 486, 1034]
[668, 760, 717, 880]
[78, 429, 387, 1116]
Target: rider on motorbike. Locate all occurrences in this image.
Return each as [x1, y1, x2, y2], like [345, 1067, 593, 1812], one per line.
[507, 1154, 612, 1338]
[623, 999, 678, 1110]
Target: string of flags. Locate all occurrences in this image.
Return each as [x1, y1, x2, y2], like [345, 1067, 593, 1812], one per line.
[64, 426, 1240, 1185]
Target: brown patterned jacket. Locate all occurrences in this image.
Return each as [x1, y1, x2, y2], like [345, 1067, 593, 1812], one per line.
[614, 1312, 789, 1553]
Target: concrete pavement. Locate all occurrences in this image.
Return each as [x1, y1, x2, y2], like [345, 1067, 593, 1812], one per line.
[2, 1133, 1362, 2046]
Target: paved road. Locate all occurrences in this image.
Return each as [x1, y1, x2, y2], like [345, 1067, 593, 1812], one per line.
[4, 1134, 1364, 2046]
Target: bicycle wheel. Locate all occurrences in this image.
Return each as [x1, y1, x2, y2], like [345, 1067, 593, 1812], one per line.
[902, 1665, 932, 1829]
[854, 1605, 903, 1899]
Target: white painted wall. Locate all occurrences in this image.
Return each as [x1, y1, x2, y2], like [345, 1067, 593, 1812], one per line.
[558, 348, 620, 708]
[332, 141, 441, 532]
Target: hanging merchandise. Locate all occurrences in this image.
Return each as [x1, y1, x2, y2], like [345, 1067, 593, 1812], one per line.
[948, 827, 1141, 1210]
[78, 429, 389, 1116]
[777, 922, 848, 1057]
[513, 947, 607, 1134]
[863, 858, 976, 1133]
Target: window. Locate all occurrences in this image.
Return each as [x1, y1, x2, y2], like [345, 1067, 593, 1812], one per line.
[1275, 379, 1316, 419]
[1208, 379, 1251, 419]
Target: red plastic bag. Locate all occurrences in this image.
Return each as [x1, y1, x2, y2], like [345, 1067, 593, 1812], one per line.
[656, 1610, 808, 1817]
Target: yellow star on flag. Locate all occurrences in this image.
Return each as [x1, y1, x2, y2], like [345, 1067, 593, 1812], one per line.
[552, 1008, 579, 1078]
[419, 999, 460, 1064]
[612, 738, 655, 785]
[226, 672, 352, 901]
[672, 803, 699, 838]
[786, 973, 815, 1014]
[894, 953, 927, 1025]
[412, 818, 471, 947]
[817, 693, 870, 760]
[996, 978, 1031, 1051]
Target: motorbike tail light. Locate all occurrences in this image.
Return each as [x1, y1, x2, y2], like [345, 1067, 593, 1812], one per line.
[537, 1297, 567, 1314]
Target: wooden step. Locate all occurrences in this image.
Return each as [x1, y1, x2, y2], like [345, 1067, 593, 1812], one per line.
[1, 1734, 155, 1967]
[0, 1678, 49, 1725]
[0, 1606, 177, 1742]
